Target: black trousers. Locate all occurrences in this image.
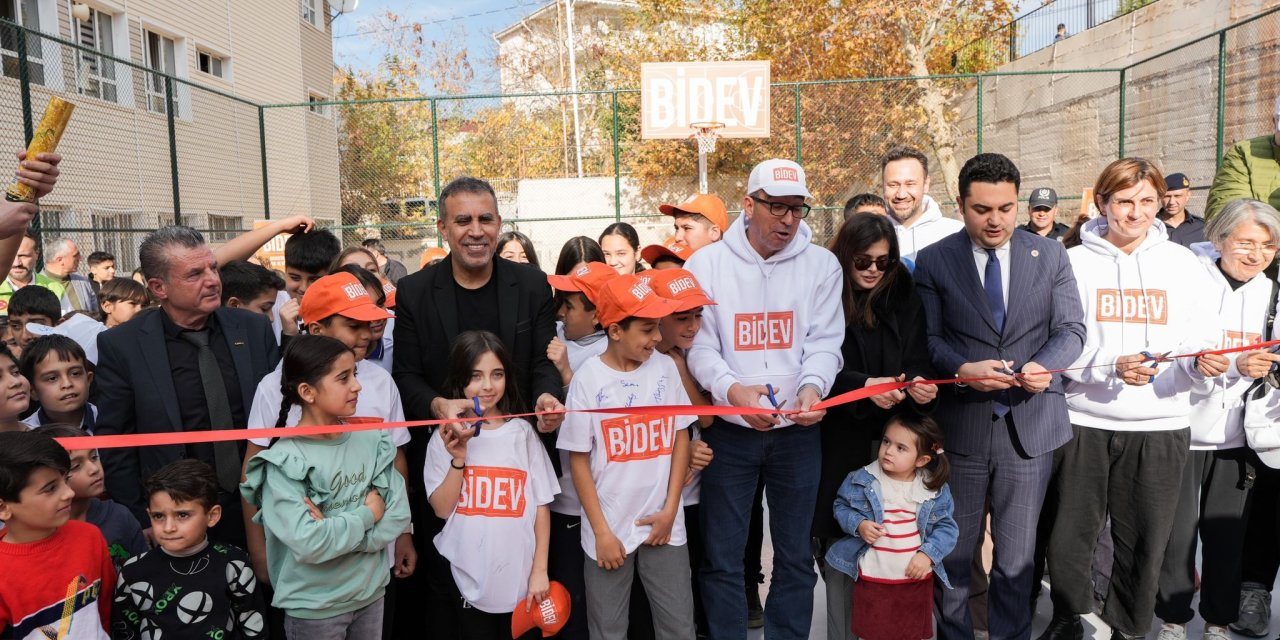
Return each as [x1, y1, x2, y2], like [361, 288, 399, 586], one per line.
[548, 510, 589, 640]
[458, 602, 541, 640]
[1241, 462, 1280, 588]
[1047, 425, 1189, 637]
[1155, 448, 1255, 626]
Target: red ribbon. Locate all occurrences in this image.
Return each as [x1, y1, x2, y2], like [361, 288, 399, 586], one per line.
[53, 339, 1280, 451]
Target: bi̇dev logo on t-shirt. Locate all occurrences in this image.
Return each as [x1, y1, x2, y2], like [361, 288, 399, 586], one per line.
[457, 466, 527, 518]
[1222, 330, 1264, 350]
[734, 311, 794, 351]
[1095, 289, 1168, 324]
[601, 415, 677, 462]
[773, 167, 799, 182]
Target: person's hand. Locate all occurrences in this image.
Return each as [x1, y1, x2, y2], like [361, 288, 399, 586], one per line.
[956, 360, 1017, 392]
[277, 298, 301, 336]
[364, 488, 385, 523]
[906, 377, 937, 405]
[525, 570, 550, 612]
[791, 385, 825, 426]
[1016, 362, 1052, 394]
[727, 383, 779, 430]
[547, 337, 570, 382]
[857, 520, 886, 544]
[273, 215, 316, 235]
[637, 506, 678, 546]
[303, 497, 325, 521]
[594, 530, 627, 570]
[905, 552, 933, 580]
[0, 200, 36, 239]
[866, 376, 908, 410]
[430, 397, 474, 429]
[1196, 353, 1230, 378]
[1115, 354, 1159, 386]
[689, 439, 713, 472]
[1237, 349, 1280, 378]
[535, 393, 565, 433]
[14, 150, 60, 199]
[441, 422, 474, 461]
[393, 533, 417, 578]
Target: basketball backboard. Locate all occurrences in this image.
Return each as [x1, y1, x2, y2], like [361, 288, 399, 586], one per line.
[640, 61, 771, 139]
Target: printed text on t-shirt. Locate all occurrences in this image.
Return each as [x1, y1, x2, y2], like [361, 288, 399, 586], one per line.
[734, 311, 794, 351]
[457, 466, 527, 517]
[1222, 330, 1263, 350]
[1095, 289, 1168, 324]
[602, 415, 676, 462]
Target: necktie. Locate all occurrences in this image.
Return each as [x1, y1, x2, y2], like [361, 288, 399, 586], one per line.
[179, 329, 240, 492]
[984, 249, 1010, 417]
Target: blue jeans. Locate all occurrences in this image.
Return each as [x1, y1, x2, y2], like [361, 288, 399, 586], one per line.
[700, 420, 820, 640]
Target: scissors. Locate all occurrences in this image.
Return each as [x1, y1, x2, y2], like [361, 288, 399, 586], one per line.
[993, 361, 1017, 376]
[470, 396, 484, 436]
[765, 383, 781, 416]
[1140, 350, 1173, 371]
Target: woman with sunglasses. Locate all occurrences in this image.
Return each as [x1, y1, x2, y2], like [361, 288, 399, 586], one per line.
[812, 212, 938, 640]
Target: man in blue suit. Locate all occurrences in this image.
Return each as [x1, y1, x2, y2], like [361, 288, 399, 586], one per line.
[915, 154, 1085, 640]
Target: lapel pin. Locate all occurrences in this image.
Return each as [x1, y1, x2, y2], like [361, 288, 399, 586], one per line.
[234, 340, 245, 347]
[1030, 249, 1040, 257]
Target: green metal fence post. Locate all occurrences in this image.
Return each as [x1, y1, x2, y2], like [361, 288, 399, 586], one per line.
[794, 84, 803, 164]
[430, 98, 442, 247]
[612, 91, 621, 222]
[1216, 31, 1227, 168]
[259, 106, 270, 219]
[1117, 68, 1127, 159]
[976, 75, 984, 154]
[165, 77, 181, 225]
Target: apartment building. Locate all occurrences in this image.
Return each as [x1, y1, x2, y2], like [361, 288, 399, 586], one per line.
[0, 0, 340, 268]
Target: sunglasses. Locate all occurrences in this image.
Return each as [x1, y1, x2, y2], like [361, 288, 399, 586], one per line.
[852, 254, 896, 271]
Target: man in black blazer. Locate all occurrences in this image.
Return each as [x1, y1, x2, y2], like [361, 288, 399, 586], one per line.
[95, 226, 280, 549]
[392, 176, 565, 637]
[915, 155, 1085, 640]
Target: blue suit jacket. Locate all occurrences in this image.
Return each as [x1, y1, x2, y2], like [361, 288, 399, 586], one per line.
[913, 229, 1085, 458]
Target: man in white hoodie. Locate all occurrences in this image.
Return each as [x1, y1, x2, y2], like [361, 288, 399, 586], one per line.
[685, 158, 844, 640]
[882, 145, 964, 260]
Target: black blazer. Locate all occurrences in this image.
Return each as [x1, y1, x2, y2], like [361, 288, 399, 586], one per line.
[94, 307, 280, 525]
[813, 274, 936, 540]
[392, 255, 561, 488]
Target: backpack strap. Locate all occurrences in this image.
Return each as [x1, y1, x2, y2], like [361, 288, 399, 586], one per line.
[1244, 279, 1280, 402]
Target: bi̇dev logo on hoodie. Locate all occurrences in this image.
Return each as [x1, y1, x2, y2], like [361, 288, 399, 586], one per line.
[601, 415, 676, 462]
[1222, 330, 1263, 350]
[457, 466, 527, 518]
[734, 311, 794, 351]
[1095, 289, 1168, 324]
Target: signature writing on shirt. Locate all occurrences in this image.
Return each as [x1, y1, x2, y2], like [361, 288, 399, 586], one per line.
[652, 377, 667, 404]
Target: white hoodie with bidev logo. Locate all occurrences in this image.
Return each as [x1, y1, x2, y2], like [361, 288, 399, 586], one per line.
[684, 215, 845, 428]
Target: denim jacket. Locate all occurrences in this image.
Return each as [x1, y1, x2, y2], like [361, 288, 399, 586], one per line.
[824, 465, 958, 587]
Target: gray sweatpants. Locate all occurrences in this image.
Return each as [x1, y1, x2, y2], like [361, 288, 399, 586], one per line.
[583, 543, 695, 640]
[284, 597, 384, 640]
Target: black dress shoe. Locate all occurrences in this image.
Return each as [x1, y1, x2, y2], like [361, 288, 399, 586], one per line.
[1036, 615, 1083, 640]
[1110, 630, 1140, 640]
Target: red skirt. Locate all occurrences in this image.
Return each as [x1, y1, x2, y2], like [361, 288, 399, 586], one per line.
[852, 575, 934, 640]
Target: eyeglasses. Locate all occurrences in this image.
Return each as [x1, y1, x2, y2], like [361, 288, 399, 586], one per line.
[749, 195, 812, 219]
[852, 254, 896, 271]
[1230, 241, 1280, 256]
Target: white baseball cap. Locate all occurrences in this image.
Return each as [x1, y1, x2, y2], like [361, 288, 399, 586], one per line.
[27, 313, 107, 365]
[747, 159, 812, 199]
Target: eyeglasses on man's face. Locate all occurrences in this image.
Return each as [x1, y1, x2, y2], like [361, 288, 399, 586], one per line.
[749, 195, 812, 219]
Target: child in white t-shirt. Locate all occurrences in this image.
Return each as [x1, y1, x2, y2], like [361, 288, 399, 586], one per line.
[556, 274, 695, 640]
[424, 330, 558, 638]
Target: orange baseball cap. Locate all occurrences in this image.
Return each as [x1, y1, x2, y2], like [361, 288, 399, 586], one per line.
[644, 268, 716, 312]
[547, 262, 617, 301]
[640, 238, 694, 267]
[300, 272, 393, 324]
[659, 193, 729, 231]
[594, 274, 679, 327]
[381, 282, 397, 309]
[420, 246, 448, 268]
[511, 581, 572, 638]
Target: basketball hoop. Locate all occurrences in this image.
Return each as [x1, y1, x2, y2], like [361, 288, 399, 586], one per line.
[690, 121, 725, 154]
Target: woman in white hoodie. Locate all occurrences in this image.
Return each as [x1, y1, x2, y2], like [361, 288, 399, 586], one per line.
[1153, 199, 1280, 640]
[1041, 158, 1228, 640]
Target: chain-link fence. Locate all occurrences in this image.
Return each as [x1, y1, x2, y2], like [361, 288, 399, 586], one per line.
[3, 3, 1279, 274]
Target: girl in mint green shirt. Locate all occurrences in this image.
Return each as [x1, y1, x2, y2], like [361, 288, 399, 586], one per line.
[241, 335, 410, 638]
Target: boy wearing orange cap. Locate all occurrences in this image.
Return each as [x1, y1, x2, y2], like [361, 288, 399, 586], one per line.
[241, 272, 415, 589]
[556, 274, 695, 639]
[661, 194, 729, 252]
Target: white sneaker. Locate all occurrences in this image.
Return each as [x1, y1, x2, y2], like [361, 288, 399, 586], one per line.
[1202, 625, 1231, 640]
[1156, 623, 1186, 640]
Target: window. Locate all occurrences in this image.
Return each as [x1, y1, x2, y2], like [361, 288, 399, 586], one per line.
[207, 214, 242, 243]
[301, 0, 320, 28]
[143, 31, 178, 115]
[91, 210, 143, 271]
[0, 0, 45, 84]
[197, 50, 225, 78]
[308, 93, 328, 117]
[74, 6, 119, 103]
